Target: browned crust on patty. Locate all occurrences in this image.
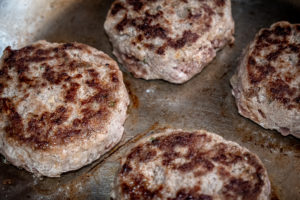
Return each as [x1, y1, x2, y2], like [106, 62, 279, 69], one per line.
[246, 22, 300, 110]
[0, 42, 122, 150]
[105, 0, 234, 83]
[110, 0, 224, 55]
[116, 130, 269, 200]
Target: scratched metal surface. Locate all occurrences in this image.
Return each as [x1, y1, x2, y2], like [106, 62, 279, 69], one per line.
[0, 0, 299, 199]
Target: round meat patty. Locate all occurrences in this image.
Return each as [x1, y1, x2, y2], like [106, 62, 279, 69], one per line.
[230, 21, 300, 138]
[0, 40, 129, 177]
[112, 129, 270, 200]
[104, 0, 234, 84]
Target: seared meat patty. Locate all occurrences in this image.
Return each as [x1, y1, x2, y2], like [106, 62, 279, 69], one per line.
[104, 0, 234, 84]
[231, 21, 300, 138]
[112, 129, 270, 200]
[0, 41, 129, 177]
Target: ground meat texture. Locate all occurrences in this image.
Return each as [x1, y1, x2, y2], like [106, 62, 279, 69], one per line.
[104, 0, 234, 83]
[0, 40, 129, 177]
[112, 129, 270, 200]
[230, 21, 300, 138]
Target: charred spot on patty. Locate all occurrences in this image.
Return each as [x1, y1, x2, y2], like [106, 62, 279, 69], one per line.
[168, 31, 199, 49]
[117, 130, 269, 199]
[116, 15, 129, 31]
[0, 42, 122, 150]
[111, 3, 126, 15]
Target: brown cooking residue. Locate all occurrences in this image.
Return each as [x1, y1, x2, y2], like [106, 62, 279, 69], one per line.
[59, 176, 90, 200]
[270, 189, 280, 200]
[2, 179, 13, 185]
[235, 122, 300, 155]
[270, 179, 280, 200]
[33, 172, 92, 199]
[124, 80, 139, 109]
[149, 122, 159, 131]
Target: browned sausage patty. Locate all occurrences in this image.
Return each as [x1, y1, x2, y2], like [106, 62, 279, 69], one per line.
[0, 41, 129, 177]
[104, 0, 234, 83]
[231, 21, 300, 138]
[112, 129, 270, 200]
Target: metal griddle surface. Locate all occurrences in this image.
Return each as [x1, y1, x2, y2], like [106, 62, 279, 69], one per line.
[0, 0, 299, 199]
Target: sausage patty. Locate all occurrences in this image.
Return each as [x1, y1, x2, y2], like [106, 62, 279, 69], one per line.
[231, 21, 300, 138]
[112, 129, 270, 200]
[104, 0, 234, 83]
[0, 41, 129, 177]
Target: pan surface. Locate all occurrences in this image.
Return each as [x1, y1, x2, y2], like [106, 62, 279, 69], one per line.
[0, 0, 299, 199]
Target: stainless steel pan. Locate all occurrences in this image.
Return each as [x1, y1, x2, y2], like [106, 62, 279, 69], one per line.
[0, 0, 299, 199]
